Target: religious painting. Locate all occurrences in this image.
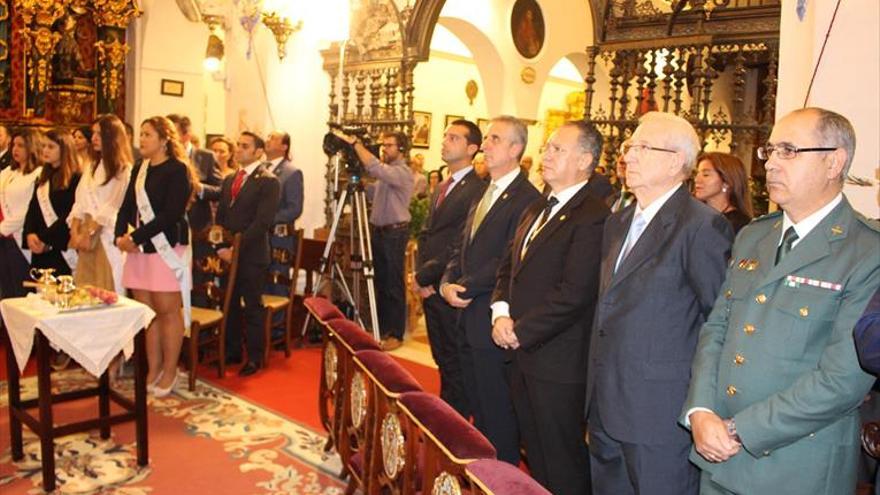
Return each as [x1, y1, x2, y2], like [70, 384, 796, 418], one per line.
[444, 114, 463, 129]
[412, 111, 432, 148]
[511, 0, 545, 59]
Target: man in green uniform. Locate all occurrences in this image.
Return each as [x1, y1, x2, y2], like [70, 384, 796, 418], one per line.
[682, 107, 880, 494]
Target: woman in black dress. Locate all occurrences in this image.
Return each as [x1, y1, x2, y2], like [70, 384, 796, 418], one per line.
[24, 130, 82, 276]
[693, 152, 753, 234]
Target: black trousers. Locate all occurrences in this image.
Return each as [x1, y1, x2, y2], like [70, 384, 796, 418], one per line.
[509, 360, 591, 495]
[460, 341, 520, 465]
[588, 401, 698, 495]
[225, 262, 267, 364]
[0, 238, 30, 300]
[370, 225, 408, 340]
[423, 294, 469, 416]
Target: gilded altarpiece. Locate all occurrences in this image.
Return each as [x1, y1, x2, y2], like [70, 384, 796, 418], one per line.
[0, 0, 140, 128]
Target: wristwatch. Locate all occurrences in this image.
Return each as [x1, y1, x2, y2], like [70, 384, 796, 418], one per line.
[724, 418, 742, 443]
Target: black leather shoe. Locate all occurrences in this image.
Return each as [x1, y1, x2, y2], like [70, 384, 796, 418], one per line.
[238, 361, 261, 377]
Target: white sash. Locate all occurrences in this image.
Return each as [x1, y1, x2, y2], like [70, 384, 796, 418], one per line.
[36, 181, 79, 271]
[134, 160, 192, 327]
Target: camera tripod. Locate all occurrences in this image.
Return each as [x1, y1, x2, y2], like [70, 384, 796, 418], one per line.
[300, 165, 381, 341]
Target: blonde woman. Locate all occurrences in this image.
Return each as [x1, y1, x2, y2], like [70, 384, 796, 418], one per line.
[0, 129, 43, 298]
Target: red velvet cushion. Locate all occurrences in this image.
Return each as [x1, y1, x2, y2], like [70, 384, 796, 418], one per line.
[328, 318, 381, 351]
[399, 392, 496, 461]
[466, 459, 550, 494]
[304, 296, 345, 322]
[355, 350, 423, 394]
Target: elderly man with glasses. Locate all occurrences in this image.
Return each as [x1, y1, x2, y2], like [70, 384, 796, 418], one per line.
[682, 107, 879, 494]
[586, 111, 734, 495]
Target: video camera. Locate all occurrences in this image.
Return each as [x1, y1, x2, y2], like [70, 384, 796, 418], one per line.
[323, 124, 380, 178]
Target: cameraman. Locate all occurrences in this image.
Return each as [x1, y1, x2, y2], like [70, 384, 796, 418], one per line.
[346, 131, 415, 350]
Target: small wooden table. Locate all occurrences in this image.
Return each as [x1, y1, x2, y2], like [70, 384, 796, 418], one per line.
[1, 296, 155, 492]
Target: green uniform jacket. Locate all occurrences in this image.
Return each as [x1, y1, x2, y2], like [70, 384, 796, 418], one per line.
[682, 197, 879, 495]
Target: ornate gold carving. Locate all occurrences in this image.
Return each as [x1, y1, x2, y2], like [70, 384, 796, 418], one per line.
[323, 341, 338, 389]
[381, 413, 406, 480]
[15, 0, 66, 93]
[432, 472, 462, 495]
[91, 0, 141, 28]
[350, 371, 367, 429]
[94, 39, 129, 100]
[261, 11, 302, 61]
[49, 85, 92, 123]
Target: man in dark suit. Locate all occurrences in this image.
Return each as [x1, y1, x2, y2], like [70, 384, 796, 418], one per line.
[216, 132, 280, 377]
[167, 114, 221, 232]
[586, 112, 733, 495]
[491, 121, 609, 493]
[264, 130, 304, 328]
[0, 124, 11, 171]
[413, 119, 486, 416]
[441, 115, 540, 464]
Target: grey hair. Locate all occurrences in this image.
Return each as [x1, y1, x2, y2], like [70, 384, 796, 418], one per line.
[562, 120, 603, 173]
[491, 115, 528, 161]
[638, 111, 701, 176]
[791, 107, 856, 183]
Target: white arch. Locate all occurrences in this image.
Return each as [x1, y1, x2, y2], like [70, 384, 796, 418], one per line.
[436, 16, 507, 116]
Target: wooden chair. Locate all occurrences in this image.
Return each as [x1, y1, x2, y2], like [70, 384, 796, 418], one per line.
[319, 317, 380, 455]
[260, 225, 303, 365]
[185, 230, 242, 391]
[465, 459, 551, 495]
[343, 349, 422, 495]
[397, 391, 497, 495]
[294, 237, 331, 346]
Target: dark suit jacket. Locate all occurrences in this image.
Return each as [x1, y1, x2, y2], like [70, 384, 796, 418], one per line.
[442, 170, 540, 349]
[216, 163, 280, 267]
[416, 169, 486, 289]
[189, 148, 221, 231]
[493, 183, 609, 384]
[0, 149, 12, 171]
[856, 289, 880, 375]
[586, 185, 733, 444]
[23, 174, 81, 273]
[269, 159, 304, 225]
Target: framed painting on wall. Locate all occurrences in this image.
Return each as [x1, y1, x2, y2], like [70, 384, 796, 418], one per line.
[511, 0, 545, 59]
[160, 79, 184, 97]
[444, 114, 464, 129]
[412, 111, 432, 148]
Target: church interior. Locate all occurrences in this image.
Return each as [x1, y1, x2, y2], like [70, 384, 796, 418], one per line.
[0, 0, 878, 494]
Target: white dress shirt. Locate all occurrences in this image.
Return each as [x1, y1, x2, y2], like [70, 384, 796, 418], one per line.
[780, 193, 843, 248]
[491, 179, 589, 323]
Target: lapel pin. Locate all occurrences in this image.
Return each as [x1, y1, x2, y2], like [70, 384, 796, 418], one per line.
[559, 214, 566, 221]
[831, 225, 843, 235]
[773, 220, 782, 229]
[502, 192, 509, 200]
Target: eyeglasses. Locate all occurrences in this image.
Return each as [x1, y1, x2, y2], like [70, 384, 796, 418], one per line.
[756, 143, 837, 160]
[622, 143, 677, 155]
[540, 143, 569, 155]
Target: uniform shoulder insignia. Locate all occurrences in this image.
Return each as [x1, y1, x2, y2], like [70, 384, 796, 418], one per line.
[751, 210, 783, 223]
[854, 213, 880, 233]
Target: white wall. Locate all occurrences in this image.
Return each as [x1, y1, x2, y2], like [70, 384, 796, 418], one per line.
[777, 0, 879, 216]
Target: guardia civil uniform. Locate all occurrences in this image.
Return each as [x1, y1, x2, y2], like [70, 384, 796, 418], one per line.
[682, 195, 880, 494]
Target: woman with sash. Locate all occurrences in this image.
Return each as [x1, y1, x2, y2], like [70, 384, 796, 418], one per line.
[0, 129, 43, 299]
[115, 116, 194, 397]
[23, 130, 82, 276]
[68, 114, 131, 295]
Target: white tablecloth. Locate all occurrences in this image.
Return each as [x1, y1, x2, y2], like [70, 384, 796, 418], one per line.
[1, 295, 156, 377]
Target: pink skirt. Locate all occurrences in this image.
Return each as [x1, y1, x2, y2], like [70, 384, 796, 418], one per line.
[122, 245, 188, 292]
